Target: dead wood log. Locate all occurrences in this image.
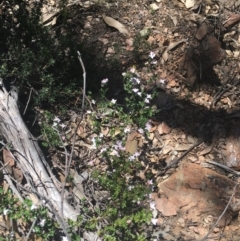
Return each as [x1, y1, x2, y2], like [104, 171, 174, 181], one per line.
[0, 79, 78, 221]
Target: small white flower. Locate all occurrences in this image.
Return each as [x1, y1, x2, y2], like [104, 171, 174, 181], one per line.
[91, 137, 97, 148]
[149, 51, 156, 59]
[151, 60, 157, 65]
[111, 99, 117, 104]
[130, 67, 136, 73]
[147, 179, 153, 185]
[111, 149, 120, 157]
[137, 92, 142, 97]
[138, 128, 144, 134]
[146, 94, 152, 99]
[133, 152, 141, 157]
[101, 78, 108, 86]
[53, 117, 60, 123]
[132, 88, 139, 93]
[150, 201, 156, 210]
[122, 72, 126, 76]
[91, 99, 96, 104]
[151, 218, 158, 225]
[129, 155, 135, 161]
[144, 98, 150, 104]
[52, 122, 58, 127]
[100, 147, 107, 153]
[59, 123, 66, 128]
[124, 127, 131, 133]
[31, 204, 37, 210]
[88, 160, 94, 166]
[135, 78, 140, 84]
[99, 133, 104, 138]
[130, 77, 140, 85]
[3, 209, 9, 215]
[159, 78, 166, 84]
[145, 121, 152, 131]
[39, 219, 46, 227]
[128, 185, 134, 191]
[115, 141, 125, 151]
[62, 237, 68, 241]
[86, 110, 92, 114]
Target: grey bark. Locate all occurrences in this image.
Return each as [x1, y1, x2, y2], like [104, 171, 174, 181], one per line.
[0, 79, 78, 221]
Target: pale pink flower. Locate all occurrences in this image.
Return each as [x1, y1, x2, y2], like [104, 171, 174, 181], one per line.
[133, 152, 141, 158]
[88, 160, 94, 166]
[150, 201, 156, 210]
[129, 155, 135, 161]
[100, 147, 107, 153]
[147, 179, 153, 185]
[114, 141, 125, 151]
[101, 78, 108, 86]
[138, 128, 144, 134]
[145, 122, 152, 131]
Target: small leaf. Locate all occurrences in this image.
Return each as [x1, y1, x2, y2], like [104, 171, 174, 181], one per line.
[102, 15, 129, 36]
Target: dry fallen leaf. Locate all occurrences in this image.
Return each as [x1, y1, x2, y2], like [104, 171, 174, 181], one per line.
[185, 0, 196, 8]
[162, 39, 188, 61]
[102, 15, 129, 36]
[223, 14, 240, 28]
[157, 122, 172, 135]
[3, 149, 15, 167]
[125, 131, 141, 154]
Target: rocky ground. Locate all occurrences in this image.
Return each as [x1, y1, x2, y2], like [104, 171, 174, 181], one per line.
[1, 0, 240, 240]
[67, 0, 240, 240]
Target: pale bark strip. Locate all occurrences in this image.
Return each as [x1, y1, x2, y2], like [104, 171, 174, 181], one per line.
[0, 83, 78, 221]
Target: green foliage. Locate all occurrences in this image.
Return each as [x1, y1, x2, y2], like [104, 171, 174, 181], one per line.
[85, 74, 157, 240]
[91, 150, 152, 240]
[40, 111, 61, 147]
[133, 34, 150, 59]
[0, 188, 56, 240]
[0, 0, 82, 108]
[123, 72, 157, 128]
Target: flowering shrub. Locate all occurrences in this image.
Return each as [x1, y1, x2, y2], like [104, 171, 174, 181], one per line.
[85, 70, 158, 240]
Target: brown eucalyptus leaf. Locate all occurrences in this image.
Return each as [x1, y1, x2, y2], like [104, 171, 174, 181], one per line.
[162, 39, 187, 61]
[125, 131, 139, 154]
[102, 15, 129, 36]
[157, 122, 172, 135]
[3, 149, 15, 167]
[175, 144, 193, 151]
[224, 14, 240, 28]
[12, 167, 23, 183]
